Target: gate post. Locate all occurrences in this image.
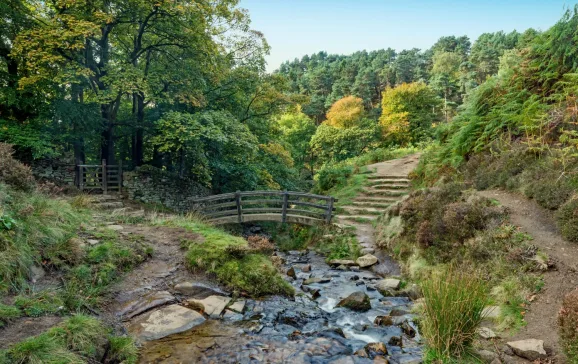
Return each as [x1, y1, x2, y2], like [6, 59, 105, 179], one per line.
[326, 197, 335, 223]
[102, 159, 108, 194]
[118, 160, 123, 191]
[235, 191, 242, 223]
[281, 191, 289, 223]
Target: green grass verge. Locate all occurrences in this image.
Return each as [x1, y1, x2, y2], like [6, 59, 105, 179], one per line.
[152, 215, 294, 297]
[0, 315, 137, 364]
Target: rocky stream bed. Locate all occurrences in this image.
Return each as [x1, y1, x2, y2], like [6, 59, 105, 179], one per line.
[131, 249, 423, 364]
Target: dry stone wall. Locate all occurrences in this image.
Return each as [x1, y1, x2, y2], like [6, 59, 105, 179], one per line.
[123, 165, 210, 212]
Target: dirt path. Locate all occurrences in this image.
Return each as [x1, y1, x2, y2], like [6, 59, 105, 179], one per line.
[479, 190, 578, 363]
[335, 154, 421, 277]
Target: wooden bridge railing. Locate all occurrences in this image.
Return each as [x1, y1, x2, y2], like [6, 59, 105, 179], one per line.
[191, 191, 337, 225]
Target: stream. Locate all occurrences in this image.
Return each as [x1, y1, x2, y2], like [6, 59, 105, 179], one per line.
[138, 249, 423, 363]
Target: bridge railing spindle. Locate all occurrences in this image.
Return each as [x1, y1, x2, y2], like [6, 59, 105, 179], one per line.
[235, 191, 243, 223]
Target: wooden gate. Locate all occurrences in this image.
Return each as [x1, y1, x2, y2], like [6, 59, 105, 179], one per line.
[77, 160, 122, 193]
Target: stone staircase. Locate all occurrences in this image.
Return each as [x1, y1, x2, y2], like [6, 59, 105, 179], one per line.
[90, 194, 146, 218]
[335, 174, 410, 224]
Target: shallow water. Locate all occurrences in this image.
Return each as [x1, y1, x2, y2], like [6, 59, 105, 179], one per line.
[139, 250, 422, 363]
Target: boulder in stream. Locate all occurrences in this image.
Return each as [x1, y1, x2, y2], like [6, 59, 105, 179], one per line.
[364, 342, 388, 358]
[130, 304, 205, 341]
[355, 254, 378, 268]
[336, 291, 371, 312]
[328, 259, 356, 267]
[375, 278, 401, 295]
[187, 295, 231, 318]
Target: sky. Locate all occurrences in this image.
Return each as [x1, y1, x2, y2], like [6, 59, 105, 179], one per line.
[239, 0, 573, 72]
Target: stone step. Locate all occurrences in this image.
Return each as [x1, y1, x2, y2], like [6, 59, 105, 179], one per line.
[349, 201, 392, 209]
[369, 184, 409, 190]
[340, 206, 387, 215]
[95, 201, 124, 209]
[366, 175, 409, 180]
[361, 189, 408, 197]
[335, 214, 378, 223]
[92, 194, 122, 201]
[353, 196, 400, 203]
[367, 179, 410, 186]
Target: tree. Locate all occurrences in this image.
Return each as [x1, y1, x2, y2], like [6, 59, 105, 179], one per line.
[310, 123, 379, 164]
[277, 110, 316, 171]
[325, 96, 365, 128]
[380, 83, 441, 145]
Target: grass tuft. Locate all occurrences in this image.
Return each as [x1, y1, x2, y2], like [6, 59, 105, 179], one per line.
[421, 268, 489, 361]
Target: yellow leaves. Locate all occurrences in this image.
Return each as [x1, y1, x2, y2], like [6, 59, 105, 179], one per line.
[325, 96, 365, 128]
[260, 143, 294, 168]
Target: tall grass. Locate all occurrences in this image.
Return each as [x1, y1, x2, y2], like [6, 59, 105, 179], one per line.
[421, 268, 489, 361]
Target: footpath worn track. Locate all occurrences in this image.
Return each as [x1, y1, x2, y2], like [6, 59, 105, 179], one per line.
[335, 154, 421, 277]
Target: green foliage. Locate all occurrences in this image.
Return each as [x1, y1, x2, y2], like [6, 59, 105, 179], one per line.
[310, 123, 380, 166]
[1, 315, 133, 364]
[421, 268, 489, 361]
[379, 82, 442, 145]
[14, 291, 65, 317]
[0, 303, 21, 327]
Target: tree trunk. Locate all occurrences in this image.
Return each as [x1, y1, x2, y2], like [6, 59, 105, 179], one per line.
[131, 93, 145, 166]
[100, 105, 115, 164]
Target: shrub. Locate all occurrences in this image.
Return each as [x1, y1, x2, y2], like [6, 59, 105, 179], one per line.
[0, 143, 35, 192]
[559, 288, 578, 363]
[556, 197, 578, 242]
[315, 164, 354, 193]
[421, 268, 489, 361]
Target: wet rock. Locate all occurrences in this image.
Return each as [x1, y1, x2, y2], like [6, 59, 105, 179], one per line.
[390, 307, 410, 316]
[354, 348, 368, 358]
[356, 254, 378, 268]
[350, 266, 360, 272]
[400, 284, 422, 300]
[174, 282, 226, 298]
[222, 309, 243, 321]
[476, 349, 498, 363]
[388, 354, 421, 363]
[507, 339, 547, 361]
[117, 291, 175, 319]
[350, 275, 360, 281]
[478, 327, 498, 339]
[187, 295, 231, 318]
[303, 277, 331, 285]
[336, 264, 349, 271]
[287, 266, 297, 278]
[328, 356, 356, 364]
[130, 304, 205, 341]
[388, 336, 403, 347]
[337, 291, 371, 312]
[366, 285, 376, 291]
[360, 247, 375, 255]
[328, 259, 356, 267]
[229, 300, 245, 313]
[288, 250, 302, 255]
[364, 342, 388, 358]
[301, 264, 312, 272]
[374, 315, 394, 326]
[376, 278, 401, 294]
[296, 272, 311, 280]
[106, 224, 124, 231]
[311, 289, 321, 299]
[400, 321, 416, 338]
[355, 281, 365, 286]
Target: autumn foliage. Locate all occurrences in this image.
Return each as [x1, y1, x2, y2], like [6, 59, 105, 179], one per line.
[325, 96, 365, 128]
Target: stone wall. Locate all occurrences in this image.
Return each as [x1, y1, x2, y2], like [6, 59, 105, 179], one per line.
[30, 158, 77, 186]
[123, 165, 210, 212]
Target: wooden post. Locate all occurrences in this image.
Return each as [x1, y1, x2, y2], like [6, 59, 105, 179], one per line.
[79, 166, 84, 191]
[235, 191, 242, 223]
[118, 160, 123, 192]
[102, 159, 108, 194]
[281, 191, 289, 223]
[326, 197, 335, 224]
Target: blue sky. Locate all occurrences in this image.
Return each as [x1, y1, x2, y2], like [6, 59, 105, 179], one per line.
[239, 0, 573, 72]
